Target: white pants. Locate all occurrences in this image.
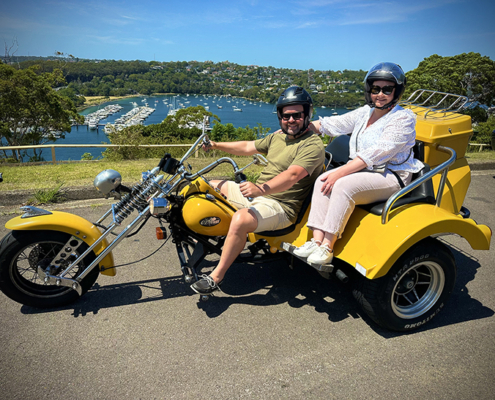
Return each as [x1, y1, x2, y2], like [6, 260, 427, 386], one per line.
[307, 168, 412, 239]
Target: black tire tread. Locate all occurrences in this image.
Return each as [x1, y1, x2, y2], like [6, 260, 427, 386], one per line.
[352, 237, 456, 331]
[0, 230, 99, 308]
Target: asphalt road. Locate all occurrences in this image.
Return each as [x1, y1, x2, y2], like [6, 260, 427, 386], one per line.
[0, 171, 494, 400]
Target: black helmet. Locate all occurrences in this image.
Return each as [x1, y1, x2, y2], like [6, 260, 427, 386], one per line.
[276, 86, 313, 135]
[364, 62, 407, 110]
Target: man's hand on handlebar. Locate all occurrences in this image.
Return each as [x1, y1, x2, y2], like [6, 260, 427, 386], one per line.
[240, 181, 264, 198]
[202, 140, 215, 152]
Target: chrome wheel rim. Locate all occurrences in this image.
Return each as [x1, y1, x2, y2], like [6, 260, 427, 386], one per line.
[391, 261, 445, 319]
[11, 240, 84, 298]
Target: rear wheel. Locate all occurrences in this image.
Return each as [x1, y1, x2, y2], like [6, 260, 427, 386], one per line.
[0, 230, 99, 308]
[353, 238, 456, 331]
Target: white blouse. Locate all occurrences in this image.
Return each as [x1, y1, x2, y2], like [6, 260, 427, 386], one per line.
[319, 105, 424, 173]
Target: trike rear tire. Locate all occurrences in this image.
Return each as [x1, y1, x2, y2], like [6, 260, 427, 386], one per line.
[352, 238, 456, 331]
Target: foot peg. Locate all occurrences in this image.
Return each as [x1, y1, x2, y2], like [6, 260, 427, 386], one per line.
[282, 242, 334, 274]
[307, 262, 333, 273]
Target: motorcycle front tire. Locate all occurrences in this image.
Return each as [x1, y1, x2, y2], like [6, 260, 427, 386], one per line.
[0, 230, 99, 308]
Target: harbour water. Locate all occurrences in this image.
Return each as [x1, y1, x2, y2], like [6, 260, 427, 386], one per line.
[42, 94, 351, 161]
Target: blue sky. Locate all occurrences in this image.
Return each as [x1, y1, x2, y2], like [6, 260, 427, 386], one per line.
[1, 0, 494, 72]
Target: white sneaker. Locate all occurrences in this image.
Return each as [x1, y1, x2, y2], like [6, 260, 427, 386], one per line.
[293, 239, 321, 258]
[307, 244, 333, 265]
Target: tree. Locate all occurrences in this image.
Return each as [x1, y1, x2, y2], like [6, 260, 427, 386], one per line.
[152, 106, 219, 141]
[471, 115, 495, 146]
[405, 53, 495, 106]
[0, 62, 83, 162]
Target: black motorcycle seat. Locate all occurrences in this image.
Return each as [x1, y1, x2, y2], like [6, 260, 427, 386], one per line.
[359, 164, 436, 215]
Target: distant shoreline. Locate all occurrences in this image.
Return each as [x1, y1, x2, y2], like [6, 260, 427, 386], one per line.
[79, 94, 148, 111]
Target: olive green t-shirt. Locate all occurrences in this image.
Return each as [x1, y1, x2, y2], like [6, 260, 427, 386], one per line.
[254, 131, 325, 223]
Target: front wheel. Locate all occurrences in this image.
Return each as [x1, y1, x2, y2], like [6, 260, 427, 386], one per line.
[0, 230, 99, 308]
[353, 238, 456, 331]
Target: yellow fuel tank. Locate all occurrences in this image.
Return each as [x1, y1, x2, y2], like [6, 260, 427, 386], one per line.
[182, 194, 235, 236]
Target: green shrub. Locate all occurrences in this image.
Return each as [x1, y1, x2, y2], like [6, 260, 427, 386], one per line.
[28, 182, 67, 205]
[81, 152, 94, 161]
[471, 116, 495, 146]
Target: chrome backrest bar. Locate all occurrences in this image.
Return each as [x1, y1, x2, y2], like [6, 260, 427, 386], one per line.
[381, 145, 457, 224]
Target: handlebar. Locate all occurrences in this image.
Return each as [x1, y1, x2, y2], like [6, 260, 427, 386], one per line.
[202, 134, 212, 152]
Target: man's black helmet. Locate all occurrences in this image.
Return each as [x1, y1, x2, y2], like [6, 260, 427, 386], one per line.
[364, 62, 407, 110]
[276, 86, 313, 135]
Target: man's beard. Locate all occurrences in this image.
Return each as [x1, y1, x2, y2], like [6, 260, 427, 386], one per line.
[285, 123, 302, 136]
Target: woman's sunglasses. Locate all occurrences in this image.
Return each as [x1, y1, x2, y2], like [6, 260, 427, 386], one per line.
[370, 85, 395, 95]
[281, 112, 303, 121]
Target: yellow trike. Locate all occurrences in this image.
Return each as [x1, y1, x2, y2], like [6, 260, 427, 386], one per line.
[0, 90, 491, 332]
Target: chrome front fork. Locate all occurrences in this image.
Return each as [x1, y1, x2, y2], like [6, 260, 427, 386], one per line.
[37, 205, 151, 295]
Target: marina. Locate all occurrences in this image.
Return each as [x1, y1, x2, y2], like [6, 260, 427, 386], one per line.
[83, 104, 124, 130]
[103, 106, 155, 133]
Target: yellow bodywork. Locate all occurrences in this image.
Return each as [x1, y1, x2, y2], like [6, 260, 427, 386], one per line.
[181, 161, 490, 281]
[332, 205, 490, 279]
[409, 107, 473, 167]
[250, 106, 492, 279]
[182, 195, 233, 236]
[5, 211, 116, 276]
[251, 202, 491, 280]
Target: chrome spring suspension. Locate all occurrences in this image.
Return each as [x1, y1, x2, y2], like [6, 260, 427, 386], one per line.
[113, 179, 157, 224]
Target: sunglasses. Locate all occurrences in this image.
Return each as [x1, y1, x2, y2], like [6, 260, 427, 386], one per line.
[281, 112, 303, 121]
[370, 85, 395, 95]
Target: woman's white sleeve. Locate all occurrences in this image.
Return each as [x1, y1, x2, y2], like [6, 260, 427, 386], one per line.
[318, 108, 364, 137]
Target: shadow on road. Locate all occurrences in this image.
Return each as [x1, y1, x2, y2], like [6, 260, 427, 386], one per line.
[20, 242, 493, 335]
[196, 259, 361, 324]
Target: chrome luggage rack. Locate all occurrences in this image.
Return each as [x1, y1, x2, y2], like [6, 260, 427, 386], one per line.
[400, 89, 469, 119]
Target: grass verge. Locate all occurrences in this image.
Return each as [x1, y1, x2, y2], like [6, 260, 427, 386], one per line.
[1, 150, 493, 193]
[0, 157, 265, 192]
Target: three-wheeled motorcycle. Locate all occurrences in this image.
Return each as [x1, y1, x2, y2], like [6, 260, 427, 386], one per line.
[0, 90, 491, 331]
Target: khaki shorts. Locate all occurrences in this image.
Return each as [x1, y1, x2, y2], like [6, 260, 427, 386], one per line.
[225, 181, 292, 233]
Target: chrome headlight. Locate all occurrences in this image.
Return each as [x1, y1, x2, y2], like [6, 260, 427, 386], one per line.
[94, 169, 122, 196]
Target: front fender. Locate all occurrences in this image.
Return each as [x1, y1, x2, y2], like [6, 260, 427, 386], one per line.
[336, 204, 491, 279]
[5, 211, 116, 276]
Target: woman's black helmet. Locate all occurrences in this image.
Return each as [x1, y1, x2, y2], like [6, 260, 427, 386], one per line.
[364, 62, 407, 110]
[276, 86, 313, 135]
